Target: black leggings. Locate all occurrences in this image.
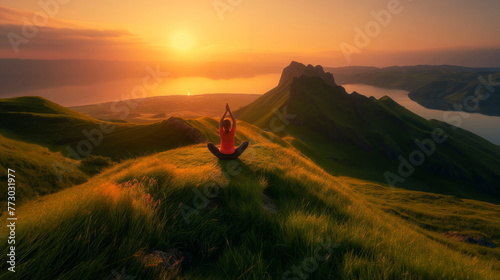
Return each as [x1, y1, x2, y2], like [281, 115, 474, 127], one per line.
[207, 141, 249, 159]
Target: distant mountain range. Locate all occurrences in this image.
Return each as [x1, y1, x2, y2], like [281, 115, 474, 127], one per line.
[69, 94, 260, 123]
[326, 65, 500, 116]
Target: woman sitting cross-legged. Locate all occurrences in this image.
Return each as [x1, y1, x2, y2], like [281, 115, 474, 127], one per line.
[207, 103, 249, 160]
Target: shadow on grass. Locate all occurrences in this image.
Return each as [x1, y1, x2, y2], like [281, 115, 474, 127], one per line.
[210, 157, 349, 279]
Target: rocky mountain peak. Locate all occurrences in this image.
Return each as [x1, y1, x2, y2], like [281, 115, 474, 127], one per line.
[278, 61, 336, 86]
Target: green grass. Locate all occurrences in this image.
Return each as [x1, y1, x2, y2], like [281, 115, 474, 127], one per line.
[1, 90, 499, 280]
[236, 75, 500, 202]
[235, 80, 294, 128]
[0, 133, 87, 205]
[341, 177, 500, 260]
[0, 95, 288, 207]
[1, 143, 498, 279]
[0, 96, 200, 160]
[0, 96, 95, 118]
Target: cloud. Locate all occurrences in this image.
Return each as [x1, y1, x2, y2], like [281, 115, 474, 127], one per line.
[0, 5, 162, 60]
[0, 6, 27, 25]
[0, 5, 78, 28]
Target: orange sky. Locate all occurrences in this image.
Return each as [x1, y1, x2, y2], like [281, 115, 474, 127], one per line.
[1, 0, 500, 67]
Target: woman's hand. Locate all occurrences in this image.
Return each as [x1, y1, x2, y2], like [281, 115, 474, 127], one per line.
[226, 103, 236, 129]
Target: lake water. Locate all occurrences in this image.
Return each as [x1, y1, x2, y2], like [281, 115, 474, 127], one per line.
[8, 73, 281, 107]
[342, 84, 500, 145]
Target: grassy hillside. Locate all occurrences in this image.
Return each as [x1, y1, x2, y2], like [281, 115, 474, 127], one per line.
[1, 143, 498, 279]
[0, 96, 285, 206]
[236, 75, 500, 201]
[408, 80, 500, 116]
[0, 96, 202, 160]
[0, 96, 95, 117]
[342, 177, 500, 256]
[0, 133, 87, 205]
[234, 80, 294, 128]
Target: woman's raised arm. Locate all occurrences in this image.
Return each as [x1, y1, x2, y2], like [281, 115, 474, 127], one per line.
[227, 104, 236, 129]
[219, 110, 228, 128]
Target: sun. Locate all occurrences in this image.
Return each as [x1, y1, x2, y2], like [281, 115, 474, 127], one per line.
[172, 33, 193, 50]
